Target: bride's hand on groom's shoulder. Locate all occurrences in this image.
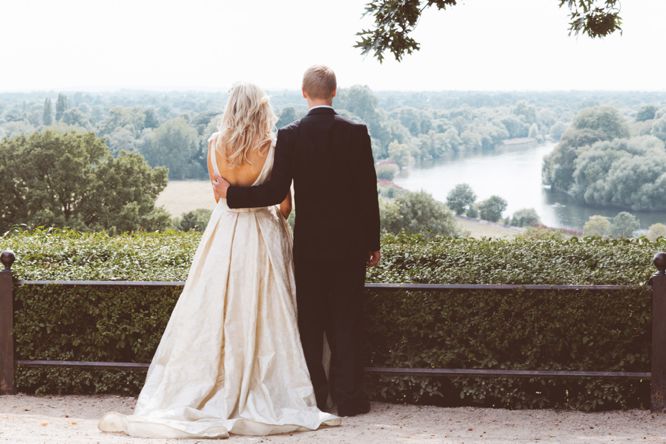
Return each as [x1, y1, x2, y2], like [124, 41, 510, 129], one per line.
[367, 250, 381, 267]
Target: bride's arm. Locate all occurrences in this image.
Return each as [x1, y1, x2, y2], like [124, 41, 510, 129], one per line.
[206, 140, 221, 203]
[279, 190, 292, 218]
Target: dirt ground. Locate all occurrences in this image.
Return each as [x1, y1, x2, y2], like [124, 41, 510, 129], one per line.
[1, 394, 666, 443]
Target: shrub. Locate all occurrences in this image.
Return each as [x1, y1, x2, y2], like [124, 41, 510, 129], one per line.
[583, 215, 611, 237]
[647, 223, 666, 242]
[379, 192, 458, 236]
[177, 209, 212, 232]
[478, 195, 508, 222]
[611, 212, 640, 238]
[446, 184, 476, 215]
[1, 229, 662, 410]
[376, 163, 400, 181]
[510, 208, 541, 227]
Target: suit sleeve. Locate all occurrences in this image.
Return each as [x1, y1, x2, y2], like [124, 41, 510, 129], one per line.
[355, 125, 381, 252]
[227, 128, 293, 209]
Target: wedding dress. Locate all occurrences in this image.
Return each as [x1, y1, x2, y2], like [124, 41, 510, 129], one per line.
[98, 134, 340, 438]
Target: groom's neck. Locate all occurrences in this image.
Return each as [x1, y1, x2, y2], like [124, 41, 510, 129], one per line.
[306, 98, 333, 109]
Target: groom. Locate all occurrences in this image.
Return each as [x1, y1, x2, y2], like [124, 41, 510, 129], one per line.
[213, 65, 380, 417]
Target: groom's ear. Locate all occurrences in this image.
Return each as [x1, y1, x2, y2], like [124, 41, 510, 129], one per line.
[331, 89, 337, 99]
[301, 88, 308, 99]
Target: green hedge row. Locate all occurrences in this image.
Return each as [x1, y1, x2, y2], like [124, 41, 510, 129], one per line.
[2, 228, 663, 409]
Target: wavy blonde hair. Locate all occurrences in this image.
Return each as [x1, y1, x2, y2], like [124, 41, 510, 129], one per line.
[215, 83, 276, 167]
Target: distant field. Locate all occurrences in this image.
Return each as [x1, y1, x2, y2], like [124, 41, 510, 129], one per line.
[157, 180, 215, 216]
[159, 180, 524, 238]
[455, 216, 523, 239]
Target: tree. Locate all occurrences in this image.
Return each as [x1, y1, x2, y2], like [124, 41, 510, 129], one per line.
[140, 117, 204, 179]
[62, 108, 90, 128]
[651, 116, 666, 143]
[477, 195, 507, 222]
[446, 183, 476, 215]
[55, 93, 68, 121]
[542, 106, 630, 193]
[647, 223, 666, 242]
[379, 191, 458, 236]
[0, 131, 169, 232]
[510, 208, 541, 227]
[42, 98, 53, 126]
[387, 141, 413, 170]
[177, 209, 212, 231]
[636, 105, 658, 122]
[355, 0, 622, 62]
[583, 215, 611, 237]
[610, 211, 640, 238]
[144, 109, 159, 129]
[376, 163, 399, 181]
[277, 107, 297, 128]
[567, 136, 666, 211]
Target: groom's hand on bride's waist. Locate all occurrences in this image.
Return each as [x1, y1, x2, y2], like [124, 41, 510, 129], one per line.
[367, 250, 381, 267]
[213, 174, 230, 198]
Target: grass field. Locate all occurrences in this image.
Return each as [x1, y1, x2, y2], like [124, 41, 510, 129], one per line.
[156, 180, 217, 216]
[158, 180, 523, 239]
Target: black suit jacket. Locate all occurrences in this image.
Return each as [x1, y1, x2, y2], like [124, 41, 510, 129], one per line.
[227, 107, 380, 261]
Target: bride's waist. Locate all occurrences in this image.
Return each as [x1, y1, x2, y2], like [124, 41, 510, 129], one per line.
[218, 198, 273, 213]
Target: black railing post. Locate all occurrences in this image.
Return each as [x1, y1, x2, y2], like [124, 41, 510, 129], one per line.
[0, 250, 16, 395]
[650, 252, 666, 412]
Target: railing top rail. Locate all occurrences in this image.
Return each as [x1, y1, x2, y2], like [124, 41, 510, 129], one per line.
[16, 279, 641, 291]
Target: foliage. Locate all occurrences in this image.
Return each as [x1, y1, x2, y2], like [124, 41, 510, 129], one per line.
[42, 98, 53, 126]
[510, 208, 541, 227]
[55, 93, 68, 122]
[355, 0, 622, 62]
[478, 195, 508, 222]
[543, 106, 666, 211]
[583, 215, 611, 237]
[276, 107, 298, 128]
[0, 131, 169, 233]
[1, 229, 661, 410]
[611, 212, 640, 238]
[176, 209, 212, 232]
[379, 192, 458, 236]
[515, 226, 566, 241]
[647, 223, 666, 242]
[464, 205, 478, 218]
[446, 183, 476, 215]
[636, 105, 658, 122]
[141, 117, 205, 180]
[376, 163, 400, 181]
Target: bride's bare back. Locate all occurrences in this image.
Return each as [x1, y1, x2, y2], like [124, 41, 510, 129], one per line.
[207, 137, 269, 187]
[207, 134, 291, 216]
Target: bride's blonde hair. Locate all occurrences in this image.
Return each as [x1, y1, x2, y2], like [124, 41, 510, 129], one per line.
[215, 83, 276, 167]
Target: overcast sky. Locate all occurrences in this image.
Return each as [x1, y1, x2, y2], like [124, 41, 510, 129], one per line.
[1, 0, 665, 92]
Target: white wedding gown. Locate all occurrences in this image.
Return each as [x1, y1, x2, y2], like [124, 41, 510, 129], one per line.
[98, 137, 340, 438]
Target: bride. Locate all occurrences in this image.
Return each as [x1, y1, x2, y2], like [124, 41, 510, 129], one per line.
[98, 83, 340, 439]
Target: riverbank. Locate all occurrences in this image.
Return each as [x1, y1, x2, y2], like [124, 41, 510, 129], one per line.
[1, 394, 665, 443]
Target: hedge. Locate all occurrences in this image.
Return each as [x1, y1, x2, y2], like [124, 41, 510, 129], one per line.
[1, 228, 663, 410]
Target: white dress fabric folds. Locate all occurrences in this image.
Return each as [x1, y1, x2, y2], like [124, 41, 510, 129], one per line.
[98, 136, 340, 439]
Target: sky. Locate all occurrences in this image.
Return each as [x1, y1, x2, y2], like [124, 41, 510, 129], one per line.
[1, 0, 665, 92]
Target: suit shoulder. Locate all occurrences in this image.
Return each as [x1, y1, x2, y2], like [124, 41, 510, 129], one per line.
[334, 115, 368, 132]
[277, 120, 300, 135]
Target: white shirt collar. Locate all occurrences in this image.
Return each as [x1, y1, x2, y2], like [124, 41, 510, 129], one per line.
[308, 105, 334, 111]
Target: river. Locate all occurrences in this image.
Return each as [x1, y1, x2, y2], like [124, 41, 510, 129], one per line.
[394, 142, 666, 230]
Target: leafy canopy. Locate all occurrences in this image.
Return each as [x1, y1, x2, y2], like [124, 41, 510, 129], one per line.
[356, 0, 622, 62]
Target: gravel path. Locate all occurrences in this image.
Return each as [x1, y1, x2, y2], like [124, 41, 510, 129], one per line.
[1, 394, 666, 443]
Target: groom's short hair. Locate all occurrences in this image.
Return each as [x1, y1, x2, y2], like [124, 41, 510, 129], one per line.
[302, 65, 337, 100]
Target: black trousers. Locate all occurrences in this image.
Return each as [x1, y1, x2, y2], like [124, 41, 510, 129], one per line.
[294, 256, 367, 410]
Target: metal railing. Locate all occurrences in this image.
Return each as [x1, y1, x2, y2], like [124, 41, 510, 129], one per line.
[1, 249, 665, 410]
